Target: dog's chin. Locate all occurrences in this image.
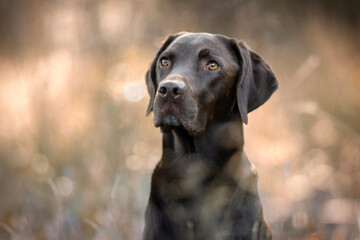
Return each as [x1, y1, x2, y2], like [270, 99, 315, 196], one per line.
[159, 115, 181, 132]
[154, 115, 204, 136]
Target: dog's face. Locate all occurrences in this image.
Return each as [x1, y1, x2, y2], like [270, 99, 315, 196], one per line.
[146, 32, 278, 135]
[153, 33, 239, 135]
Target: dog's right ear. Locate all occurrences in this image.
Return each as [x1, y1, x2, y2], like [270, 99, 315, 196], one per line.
[145, 34, 180, 116]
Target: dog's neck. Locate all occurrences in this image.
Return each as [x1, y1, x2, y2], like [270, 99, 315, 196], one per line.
[161, 119, 244, 167]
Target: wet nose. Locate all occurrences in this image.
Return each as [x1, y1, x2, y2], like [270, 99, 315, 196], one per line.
[158, 80, 187, 99]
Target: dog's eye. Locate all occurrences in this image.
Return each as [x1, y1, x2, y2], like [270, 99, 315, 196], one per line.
[207, 61, 219, 71]
[160, 58, 170, 67]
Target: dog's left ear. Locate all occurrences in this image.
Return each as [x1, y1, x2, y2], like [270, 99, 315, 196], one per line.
[232, 41, 278, 124]
[145, 34, 181, 116]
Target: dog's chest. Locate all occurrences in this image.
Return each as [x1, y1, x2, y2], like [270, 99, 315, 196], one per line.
[159, 161, 236, 239]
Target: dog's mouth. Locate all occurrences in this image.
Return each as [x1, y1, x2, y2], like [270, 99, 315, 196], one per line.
[154, 108, 204, 136]
[153, 97, 206, 135]
[154, 110, 185, 132]
[156, 114, 181, 132]
[154, 112, 205, 136]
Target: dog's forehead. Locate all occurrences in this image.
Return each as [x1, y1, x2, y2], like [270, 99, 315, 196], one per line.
[168, 33, 228, 52]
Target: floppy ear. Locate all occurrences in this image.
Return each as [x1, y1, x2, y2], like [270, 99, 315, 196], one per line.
[145, 34, 180, 116]
[233, 41, 278, 124]
[145, 70, 155, 116]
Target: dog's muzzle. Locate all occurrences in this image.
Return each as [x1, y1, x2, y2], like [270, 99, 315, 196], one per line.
[154, 77, 188, 129]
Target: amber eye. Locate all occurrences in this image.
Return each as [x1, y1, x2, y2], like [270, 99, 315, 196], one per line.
[207, 61, 219, 70]
[160, 58, 169, 67]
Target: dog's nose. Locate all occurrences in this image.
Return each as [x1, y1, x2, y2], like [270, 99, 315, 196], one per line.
[158, 80, 186, 99]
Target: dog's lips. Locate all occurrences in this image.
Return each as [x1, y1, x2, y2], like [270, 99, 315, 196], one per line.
[153, 99, 203, 134]
[154, 112, 205, 136]
[153, 103, 181, 128]
[154, 108, 188, 133]
[161, 115, 181, 127]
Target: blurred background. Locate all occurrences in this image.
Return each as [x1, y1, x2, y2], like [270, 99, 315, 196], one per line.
[0, 0, 360, 239]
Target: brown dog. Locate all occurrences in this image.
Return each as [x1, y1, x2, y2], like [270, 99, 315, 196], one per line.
[143, 32, 278, 240]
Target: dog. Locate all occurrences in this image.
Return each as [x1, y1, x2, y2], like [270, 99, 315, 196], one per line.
[143, 32, 278, 240]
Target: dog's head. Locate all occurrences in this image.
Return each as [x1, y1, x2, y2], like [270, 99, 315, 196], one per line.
[145, 32, 278, 135]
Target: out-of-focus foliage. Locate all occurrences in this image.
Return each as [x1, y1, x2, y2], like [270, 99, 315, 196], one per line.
[0, 0, 360, 239]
